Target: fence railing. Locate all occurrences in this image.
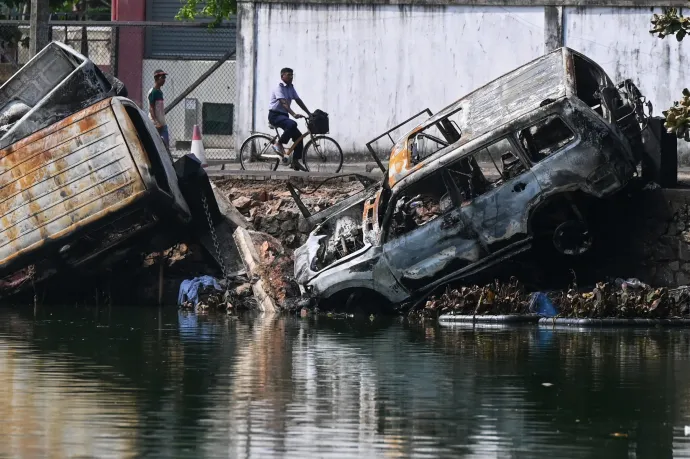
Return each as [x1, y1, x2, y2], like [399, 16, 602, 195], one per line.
[0, 20, 237, 161]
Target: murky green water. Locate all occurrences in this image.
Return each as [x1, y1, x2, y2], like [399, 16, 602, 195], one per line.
[2, 307, 690, 458]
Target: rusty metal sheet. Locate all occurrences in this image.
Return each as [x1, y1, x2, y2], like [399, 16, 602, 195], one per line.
[0, 98, 147, 269]
[0, 42, 115, 150]
[388, 48, 569, 187]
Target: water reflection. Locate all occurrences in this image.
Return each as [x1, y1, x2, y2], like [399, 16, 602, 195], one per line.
[1, 307, 690, 458]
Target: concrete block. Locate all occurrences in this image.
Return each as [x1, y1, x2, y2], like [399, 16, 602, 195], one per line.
[233, 227, 278, 313]
[654, 265, 676, 286]
[677, 272, 690, 286]
[680, 241, 690, 261]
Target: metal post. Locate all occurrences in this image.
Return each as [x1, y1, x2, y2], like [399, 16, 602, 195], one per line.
[164, 49, 234, 114]
[29, 0, 50, 57]
[110, 25, 119, 76]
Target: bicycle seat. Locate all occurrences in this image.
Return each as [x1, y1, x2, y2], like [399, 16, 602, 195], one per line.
[268, 123, 277, 130]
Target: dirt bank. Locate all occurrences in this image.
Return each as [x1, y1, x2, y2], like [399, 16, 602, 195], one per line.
[215, 178, 361, 249]
[212, 178, 365, 310]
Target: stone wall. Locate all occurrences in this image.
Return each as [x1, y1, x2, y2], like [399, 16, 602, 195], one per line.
[593, 186, 690, 287]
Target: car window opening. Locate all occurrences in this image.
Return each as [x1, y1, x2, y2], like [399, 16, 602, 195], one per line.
[389, 171, 447, 239]
[573, 54, 606, 117]
[518, 115, 575, 163]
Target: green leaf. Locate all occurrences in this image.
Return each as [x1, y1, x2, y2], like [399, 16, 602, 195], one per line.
[678, 28, 687, 41]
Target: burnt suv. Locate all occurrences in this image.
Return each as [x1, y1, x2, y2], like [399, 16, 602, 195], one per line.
[294, 47, 666, 307]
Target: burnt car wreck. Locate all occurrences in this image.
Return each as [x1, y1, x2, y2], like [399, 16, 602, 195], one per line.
[0, 42, 231, 300]
[293, 47, 677, 309]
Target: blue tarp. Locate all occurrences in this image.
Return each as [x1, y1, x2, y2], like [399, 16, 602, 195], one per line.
[177, 276, 222, 306]
[529, 292, 558, 318]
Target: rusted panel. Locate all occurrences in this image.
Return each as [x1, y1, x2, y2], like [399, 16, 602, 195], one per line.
[0, 42, 116, 150]
[0, 98, 147, 269]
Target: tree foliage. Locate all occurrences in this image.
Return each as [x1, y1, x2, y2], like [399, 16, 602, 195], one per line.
[651, 7, 690, 139]
[650, 8, 690, 41]
[176, 0, 235, 26]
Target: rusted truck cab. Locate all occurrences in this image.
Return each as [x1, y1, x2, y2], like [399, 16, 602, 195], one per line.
[0, 96, 190, 296]
[295, 47, 656, 307]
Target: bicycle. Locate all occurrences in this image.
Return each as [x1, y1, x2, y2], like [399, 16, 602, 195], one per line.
[239, 116, 343, 173]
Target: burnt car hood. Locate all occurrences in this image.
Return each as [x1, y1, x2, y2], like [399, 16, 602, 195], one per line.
[293, 188, 378, 286]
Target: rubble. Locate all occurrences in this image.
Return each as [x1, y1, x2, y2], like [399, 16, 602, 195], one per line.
[214, 178, 362, 311]
[216, 178, 361, 252]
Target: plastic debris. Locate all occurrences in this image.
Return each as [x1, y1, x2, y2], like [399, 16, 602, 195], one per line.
[177, 275, 222, 306]
[529, 292, 558, 317]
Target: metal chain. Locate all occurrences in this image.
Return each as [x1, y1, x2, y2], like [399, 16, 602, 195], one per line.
[200, 189, 230, 294]
[28, 264, 37, 308]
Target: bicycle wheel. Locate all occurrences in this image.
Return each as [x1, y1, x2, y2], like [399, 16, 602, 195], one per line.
[239, 133, 279, 171]
[303, 135, 343, 173]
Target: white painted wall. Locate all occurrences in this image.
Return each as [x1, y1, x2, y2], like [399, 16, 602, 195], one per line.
[245, 4, 546, 156]
[142, 59, 237, 150]
[564, 7, 690, 128]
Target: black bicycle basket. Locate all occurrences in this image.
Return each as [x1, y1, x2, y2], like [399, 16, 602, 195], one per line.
[308, 109, 329, 134]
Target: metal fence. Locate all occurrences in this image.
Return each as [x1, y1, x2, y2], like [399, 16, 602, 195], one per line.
[0, 21, 237, 161]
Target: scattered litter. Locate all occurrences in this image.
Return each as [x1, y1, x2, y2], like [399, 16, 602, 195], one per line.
[177, 276, 222, 306]
[643, 181, 661, 190]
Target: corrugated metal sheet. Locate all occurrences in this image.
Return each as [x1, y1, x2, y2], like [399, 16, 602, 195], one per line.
[146, 0, 236, 59]
[0, 98, 147, 268]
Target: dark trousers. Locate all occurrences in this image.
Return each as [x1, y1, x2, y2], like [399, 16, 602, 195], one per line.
[269, 110, 303, 161]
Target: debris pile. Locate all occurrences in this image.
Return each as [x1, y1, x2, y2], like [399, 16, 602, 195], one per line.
[418, 277, 690, 319]
[218, 178, 361, 251]
[248, 230, 300, 305]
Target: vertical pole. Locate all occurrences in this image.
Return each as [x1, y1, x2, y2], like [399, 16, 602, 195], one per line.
[544, 6, 564, 53]
[29, 0, 50, 57]
[158, 254, 165, 306]
[236, 1, 257, 154]
[110, 25, 119, 76]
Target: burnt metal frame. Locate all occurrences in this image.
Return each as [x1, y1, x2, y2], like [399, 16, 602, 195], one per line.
[365, 108, 433, 172]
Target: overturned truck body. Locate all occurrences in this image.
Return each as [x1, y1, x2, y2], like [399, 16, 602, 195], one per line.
[294, 47, 675, 308]
[0, 42, 195, 297]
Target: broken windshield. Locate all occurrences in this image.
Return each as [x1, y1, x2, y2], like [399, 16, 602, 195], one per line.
[410, 109, 463, 164]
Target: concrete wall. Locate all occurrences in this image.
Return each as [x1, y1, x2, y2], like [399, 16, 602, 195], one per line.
[239, 4, 546, 156]
[142, 59, 237, 149]
[563, 7, 690, 163]
[237, 1, 690, 162]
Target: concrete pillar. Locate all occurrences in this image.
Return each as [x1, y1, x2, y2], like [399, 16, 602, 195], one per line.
[544, 6, 563, 53]
[114, 0, 145, 107]
[29, 0, 50, 57]
[236, 1, 257, 153]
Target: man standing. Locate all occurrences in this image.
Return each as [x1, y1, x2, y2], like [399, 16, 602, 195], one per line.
[148, 69, 169, 150]
[268, 68, 311, 170]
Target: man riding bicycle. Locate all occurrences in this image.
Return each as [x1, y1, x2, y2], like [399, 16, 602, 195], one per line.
[268, 67, 311, 171]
